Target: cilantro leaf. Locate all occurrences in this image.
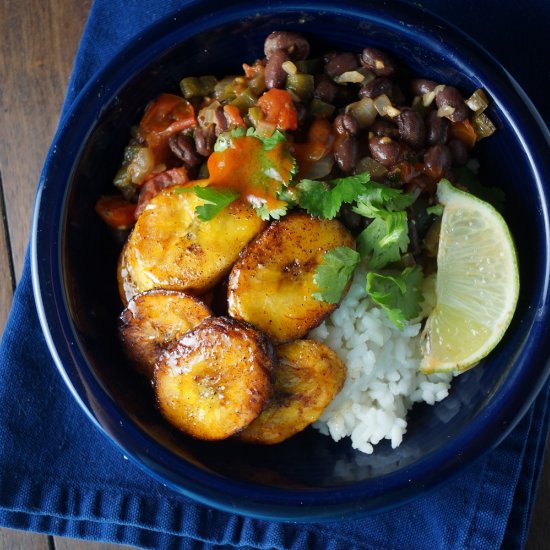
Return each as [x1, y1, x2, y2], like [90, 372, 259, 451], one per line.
[426, 204, 444, 216]
[247, 128, 287, 151]
[254, 203, 288, 221]
[313, 246, 360, 304]
[209, 128, 296, 220]
[353, 183, 415, 215]
[214, 127, 247, 152]
[357, 211, 409, 269]
[297, 172, 372, 219]
[192, 186, 240, 221]
[365, 266, 424, 329]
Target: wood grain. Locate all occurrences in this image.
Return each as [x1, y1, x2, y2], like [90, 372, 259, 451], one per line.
[0, 0, 91, 280]
[54, 538, 136, 550]
[0, 181, 15, 330]
[0, 528, 50, 550]
[0, 1, 548, 549]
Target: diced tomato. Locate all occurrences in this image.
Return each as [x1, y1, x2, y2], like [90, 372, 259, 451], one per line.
[135, 167, 190, 218]
[394, 161, 423, 184]
[257, 89, 298, 131]
[291, 117, 334, 178]
[95, 195, 137, 229]
[138, 93, 197, 163]
[449, 118, 477, 149]
[223, 105, 247, 128]
[292, 118, 334, 161]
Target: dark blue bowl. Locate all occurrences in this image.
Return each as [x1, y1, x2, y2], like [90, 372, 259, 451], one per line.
[31, 0, 550, 520]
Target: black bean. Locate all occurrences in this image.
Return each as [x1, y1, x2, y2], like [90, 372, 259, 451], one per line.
[369, 136, 402, 167]
[339, 203, 364, 231]
[334, 114, 360, 136]
[194, 125, 216, 157]
[265, 49, 289, 89]
[322, 51, 338, 63]
[425, 109, 449, 145]
[335, 135, 359, 173]
[168, 133, 202, 167]
[435, 86, 469, 122]
[370, 119, 400, 139]
[424, 144, 452, 177]
[360, 47, 396, 77]
[313, 74, 338, 103]
[264, 31, 310, 60]
[396, 108, 425, 149]
[325, 52, 359, 78]
[213, 106, 228, 136]
[448, 139, 469, 165]
[359, 77, 394, 99]
[411, 78, 438, 96]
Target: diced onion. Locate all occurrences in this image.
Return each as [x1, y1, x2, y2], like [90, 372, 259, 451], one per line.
[127, 147, 155, 185]
[386, 105, 401, 118]
[422, 84, 445, 107]
[345, 97, 378, 128]
[300, 155, 334, 179]
[472, 112, 496, 140]
[437, 104, 456, 119]
[213, 76, 237, 101]
[254, 119, 277, 137]
[334, 70, 366, 84]
[198, 100, 222, 125]
[465, 88, 489, 115]
[373, 94, 400, 118]
[355, 156, 388, 179]
[282, 60, 298, 75]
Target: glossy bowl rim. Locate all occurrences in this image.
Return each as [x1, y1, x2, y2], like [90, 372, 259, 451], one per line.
[31, 0, 550, 521]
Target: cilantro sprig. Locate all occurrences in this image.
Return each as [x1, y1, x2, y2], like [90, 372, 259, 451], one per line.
[313, 246, 360, 304]
[177, 185, 240, 221]
[296, 172, 373, 219]
[365, 266, 424, 330]
[303, 171, 427, 329]
[357, 210, 409, 269]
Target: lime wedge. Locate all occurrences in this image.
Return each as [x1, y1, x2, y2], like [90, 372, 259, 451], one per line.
[420, 180, 519, 374]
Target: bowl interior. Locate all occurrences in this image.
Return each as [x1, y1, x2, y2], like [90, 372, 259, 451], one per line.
[38, 1, 550, 517]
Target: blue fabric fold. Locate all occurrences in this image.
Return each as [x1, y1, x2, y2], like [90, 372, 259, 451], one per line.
[1, 1, 549, 548]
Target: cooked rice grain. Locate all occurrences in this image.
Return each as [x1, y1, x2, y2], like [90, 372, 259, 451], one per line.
[311, 268, 452, 454]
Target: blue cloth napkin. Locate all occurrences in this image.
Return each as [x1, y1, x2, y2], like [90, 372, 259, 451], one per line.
[1, 1, 549, 548]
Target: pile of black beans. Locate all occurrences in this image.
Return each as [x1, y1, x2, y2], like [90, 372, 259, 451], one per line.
[262, 31, 472, 183]
[167, 31, 477, 201]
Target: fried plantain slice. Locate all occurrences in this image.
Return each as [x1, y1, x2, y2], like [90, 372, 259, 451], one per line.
[118, 185, 267, 304]
[155, 316, 275, 440]
[227, 212, 355, 343]
[119, 289, 211, 379]
[237, 339, 346, 444]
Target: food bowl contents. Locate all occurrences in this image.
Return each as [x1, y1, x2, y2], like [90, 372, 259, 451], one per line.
[237, 339, 347, 444]
[420, 180, 519, 373]
[119, 289, 212, 379]
[227, 212, 354, 343]
[117, 184, 267, 303]
[310, 266, 450, 454]
[156, 316, 274, 440]
[96, 31, 518, 452]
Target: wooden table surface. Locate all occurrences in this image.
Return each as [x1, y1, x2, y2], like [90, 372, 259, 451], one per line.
[0, 1, 548, 548]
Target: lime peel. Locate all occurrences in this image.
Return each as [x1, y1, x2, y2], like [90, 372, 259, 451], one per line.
[420, 180, 519, 374]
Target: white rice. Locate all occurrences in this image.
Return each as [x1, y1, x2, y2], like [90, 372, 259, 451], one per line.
[310, 267, 453, 454]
